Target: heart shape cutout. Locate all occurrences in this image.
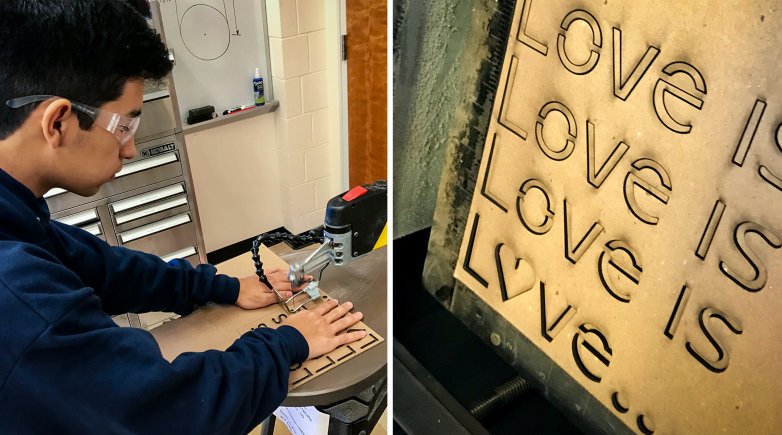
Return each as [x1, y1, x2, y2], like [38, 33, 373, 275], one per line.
[495, 243, 537, 301]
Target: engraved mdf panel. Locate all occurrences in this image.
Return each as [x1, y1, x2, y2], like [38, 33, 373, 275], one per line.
[454, 1, 782, 433]
[151, 246, 384, 392]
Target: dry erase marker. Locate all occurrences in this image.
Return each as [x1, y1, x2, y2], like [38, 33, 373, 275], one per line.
[223, 105, 253, 115]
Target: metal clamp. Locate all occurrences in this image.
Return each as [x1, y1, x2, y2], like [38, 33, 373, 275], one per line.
[275, 281, 322, 314]
[250, 230, 327, 314]
[288, 241, 333, 287]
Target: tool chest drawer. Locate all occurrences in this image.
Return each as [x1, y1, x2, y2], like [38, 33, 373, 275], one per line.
[160, 245, 200, 266]
[119, 213, 197, 257]
[54, 207, 107, 242]
[110, 183, 191, 233]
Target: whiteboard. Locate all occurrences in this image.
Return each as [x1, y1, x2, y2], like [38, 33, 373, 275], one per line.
[157, 0, 272, 124]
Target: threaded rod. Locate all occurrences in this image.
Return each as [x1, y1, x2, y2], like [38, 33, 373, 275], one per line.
[470, 376, 530, 421]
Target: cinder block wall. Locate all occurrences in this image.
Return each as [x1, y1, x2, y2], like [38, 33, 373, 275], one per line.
[266, 0, 342, 234]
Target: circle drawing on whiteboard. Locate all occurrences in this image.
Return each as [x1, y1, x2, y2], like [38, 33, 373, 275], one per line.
[180, 4, 230, 61]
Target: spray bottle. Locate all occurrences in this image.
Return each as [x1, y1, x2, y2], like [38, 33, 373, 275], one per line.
[253, 67, 265, 106]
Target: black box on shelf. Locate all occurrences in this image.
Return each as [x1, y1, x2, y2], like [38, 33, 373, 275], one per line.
[186, 106, 217, 125]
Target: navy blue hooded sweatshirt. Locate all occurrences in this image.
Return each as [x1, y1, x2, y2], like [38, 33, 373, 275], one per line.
[0, 169, 309, 434]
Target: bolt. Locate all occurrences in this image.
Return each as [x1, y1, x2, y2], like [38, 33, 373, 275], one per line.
[470, 376, 530, 421]
[354, 231, 359, 237]
[490, 332, 501, 346]
[353, 251, 359, 257]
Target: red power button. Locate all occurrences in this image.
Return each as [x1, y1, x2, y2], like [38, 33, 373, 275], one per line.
[342, 186, 368, 201]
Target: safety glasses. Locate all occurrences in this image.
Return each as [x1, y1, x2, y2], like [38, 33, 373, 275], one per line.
[5, 95, 140, 145]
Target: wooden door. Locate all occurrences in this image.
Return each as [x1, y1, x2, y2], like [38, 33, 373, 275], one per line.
[346, 0, 387, 187]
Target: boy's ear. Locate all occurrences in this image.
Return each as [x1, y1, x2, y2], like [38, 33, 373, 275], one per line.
[40, 99, 74, 148]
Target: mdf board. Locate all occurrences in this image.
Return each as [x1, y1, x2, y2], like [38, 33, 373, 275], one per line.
[452, 1, 782, 433]
[347, 0, 388, 186]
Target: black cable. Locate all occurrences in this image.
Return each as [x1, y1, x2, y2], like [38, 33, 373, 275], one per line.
[250, 230, 326, 290]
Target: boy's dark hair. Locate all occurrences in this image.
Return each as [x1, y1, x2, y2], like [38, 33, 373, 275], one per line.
[126, 0, 153, 18]
[0, 0, 173, 139]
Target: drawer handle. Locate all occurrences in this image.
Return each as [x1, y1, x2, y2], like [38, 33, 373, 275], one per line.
[57, 209, 99, 227]
[161, 246, 198, 263]
[115, 196, 188, 225]
[118, 213, 191, 244]
[43, 187, 67, 199]
[111, 184, 185, 213]
[43, 154, 178, 198]
[116, 152, 178, 178]
[83, 223, 103, 237]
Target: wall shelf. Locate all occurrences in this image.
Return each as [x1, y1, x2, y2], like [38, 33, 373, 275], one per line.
[182, 101, 279, 135]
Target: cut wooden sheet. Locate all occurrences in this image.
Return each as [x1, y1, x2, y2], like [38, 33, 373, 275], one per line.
[234, 297, 383, 391]
[152, 245, 383, 391]
[454, 1, 782, 433]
